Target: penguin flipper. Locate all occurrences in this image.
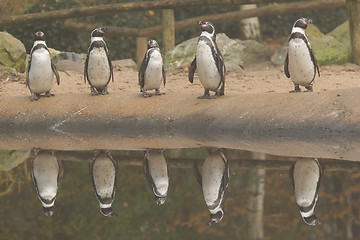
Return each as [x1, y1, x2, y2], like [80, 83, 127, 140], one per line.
[138, 52, 149, 90]
[219, 149, 230, 189]
[310, 49, 320, 78]
[162, 64, 166, 86]
[284, 53, 290, 78]
[57, 159, 64, 183]
[106, 49, 114, 83]
[218, 57, 226, 95]
[26, 55, 32, 88]
[51, 62, 60, 85]
[84, 54, 89, 84]
[289, 162, 295, 188]
[188, 57, 197, 83]
[192, 160, 202, 187]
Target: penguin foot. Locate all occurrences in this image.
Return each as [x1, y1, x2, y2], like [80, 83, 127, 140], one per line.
[143, 91, 152, 98]
[90, 87, 99, 96]
[197, 95, 212, 99]
[198, 90, 211, 99]
[155, 89, 165, 95]
[289, 84, 301, 93]
[30, 93, 40, 101]
[44, 91, 55, 97]
[215, 91, 224, 97]
[101, 86, 109, 95]
[304, 86, 313, 92]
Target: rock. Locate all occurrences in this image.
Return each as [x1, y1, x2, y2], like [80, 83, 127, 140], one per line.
[0, 150, 30, 171]
[0, 66, 17, 73]
[0, 32, 27, 73]
[56, 60, 83, 73]
[240, 40, 273, 66]
[328, 21, 350, 50]
[272, 24, 351, 66]
[164, 33, 272, 71]
[51, 50, 86, 64]
[271, 46, 288, 66]
[49, 50, 87, 73]
[112, 59, 137, 70]
[307, 25, 350, 65]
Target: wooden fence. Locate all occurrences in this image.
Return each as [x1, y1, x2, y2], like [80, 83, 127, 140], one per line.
[0, 0, 358, 66]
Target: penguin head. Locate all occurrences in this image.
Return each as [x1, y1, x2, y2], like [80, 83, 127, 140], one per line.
[34, 31, 45, 41]
[155, 196, 166, 205]
[43, 206, 54, 217]
[100, 207, 116, 217]
[197, 20, 216, 36]
[208, 210, 224, 225]
[91, 27, 108, 38]
[303, 214, 321, 226]
[147, 39, 159, 49]
[293, 18, 312, 30]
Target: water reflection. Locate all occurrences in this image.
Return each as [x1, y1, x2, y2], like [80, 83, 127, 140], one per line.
[90, 150, 117, 217]
[2, 147, 360, 239]
[143, 149, 169, 205]
[193, 148, 230, 225]
[30, 149, 63, 216]
[289, 157, 322, 226]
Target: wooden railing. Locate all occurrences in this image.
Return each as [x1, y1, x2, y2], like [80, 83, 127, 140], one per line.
[1, 0, 357, 65]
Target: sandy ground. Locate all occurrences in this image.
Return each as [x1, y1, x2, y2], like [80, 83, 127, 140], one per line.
[0, 61, 359, 98]
[1, 62, 360, 160]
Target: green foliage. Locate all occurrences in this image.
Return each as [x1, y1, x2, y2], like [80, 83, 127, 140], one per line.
[4, 1, 349, 63]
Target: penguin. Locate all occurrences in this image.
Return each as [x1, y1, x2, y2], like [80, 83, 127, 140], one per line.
[289, 158, 322, 226]
[138, 39, 166, 98]
[188, 21, 226, 99]
[30, 149, 63, 216]
[143, 149, 169, 205]
[84, 27, 114, 95]
[284, 18, 320, 92]
[193, 148, 230, 225]
[26, 31, 60, 101]
[90, 150, 117, 217]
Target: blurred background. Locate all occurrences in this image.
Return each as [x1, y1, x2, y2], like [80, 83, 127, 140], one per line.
[1, 0, 348, 60]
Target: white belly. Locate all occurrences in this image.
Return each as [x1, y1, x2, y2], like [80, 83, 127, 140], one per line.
[33, 152, 59, 204]
[87, 48, 111, 89]
[144, 51, 163, 91]
[288, 39, 315, 86]
[202, 154, 225, 207]
[196, 41, 221, 91]
[92, 155, 116, 200]
[28, 49, 54, 94]
[147, 152, 168, 196]
[293, 159, 320, 207]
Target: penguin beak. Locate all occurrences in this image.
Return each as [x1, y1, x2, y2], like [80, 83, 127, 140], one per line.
[310, 218, 321, 226]
[156, 197, 166, 205]
[100, 27, 107, 34]
[306, 19, 312, 25]
[197, 20, 206, 26]
[100, 207, 116, 217]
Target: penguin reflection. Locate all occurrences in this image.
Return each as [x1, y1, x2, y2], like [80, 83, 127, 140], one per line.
[90, 150, 117, 217]
[289, 158, 322, 226]
[30, 149, 63, 216]
[143, 149, 169, 205]
[193, 148, 230, 225]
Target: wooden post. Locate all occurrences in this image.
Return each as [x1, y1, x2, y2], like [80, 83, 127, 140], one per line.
[162, 9, 175, 53]
[136, 37, 147, 70]
[346, 0, 360, 65]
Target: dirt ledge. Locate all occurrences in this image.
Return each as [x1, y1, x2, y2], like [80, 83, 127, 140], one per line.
[1, 88, 360, 161]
